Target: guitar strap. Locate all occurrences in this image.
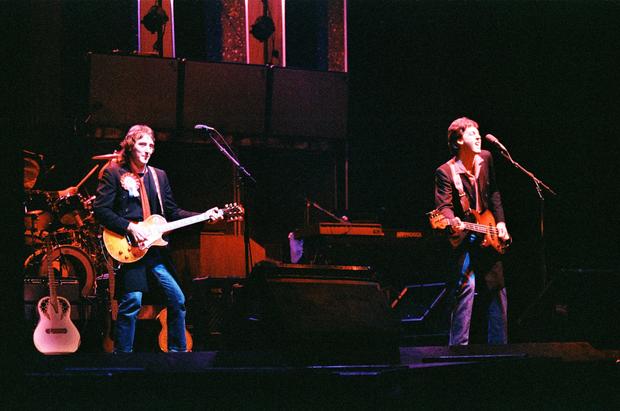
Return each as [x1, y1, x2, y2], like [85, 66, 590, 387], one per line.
[149, 166, 165, 215]
[448, 159, 472, 215]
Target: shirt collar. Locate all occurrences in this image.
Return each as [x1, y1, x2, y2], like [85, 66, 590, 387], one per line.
[452, 154, 484, 178]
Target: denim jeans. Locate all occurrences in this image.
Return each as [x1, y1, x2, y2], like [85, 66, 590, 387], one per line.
[115, 263, 187, 352]
[449, 251, 508, 346]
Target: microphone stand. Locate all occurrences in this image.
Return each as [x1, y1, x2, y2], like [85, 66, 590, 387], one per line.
[493, 145, 557, 326]
[201, 127, 256, 278]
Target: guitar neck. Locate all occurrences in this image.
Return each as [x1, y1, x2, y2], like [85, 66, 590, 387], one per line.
[461, 221, 498, 235]
[46, 241, 58, 307]
[159, 212, 210, 233]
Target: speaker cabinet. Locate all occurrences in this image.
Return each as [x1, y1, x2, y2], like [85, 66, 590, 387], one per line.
[190, 277, 243, 350]
[89, 53, 179, 130]
[183, 61, 267, 135]
[270, 67, 348, 140]
[231, 262, 400, 364]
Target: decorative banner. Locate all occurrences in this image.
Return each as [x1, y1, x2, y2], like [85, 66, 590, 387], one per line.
[138, 0, 175, 57]
[327, 0, 347, 72]
[221, 0, 248, 63]
[246, 0, 284, 66]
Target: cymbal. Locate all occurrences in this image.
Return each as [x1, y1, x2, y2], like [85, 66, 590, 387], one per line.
[92, 153, 119, 161]
[24, 157, 40, 189]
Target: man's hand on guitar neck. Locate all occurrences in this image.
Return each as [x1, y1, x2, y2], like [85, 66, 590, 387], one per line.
[204, 207, 224, 223]
[449, 216, 510, 242]
[450, 217, 466, 234]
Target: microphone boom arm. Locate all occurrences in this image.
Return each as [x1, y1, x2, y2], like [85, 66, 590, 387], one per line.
[497, 149, 556, 197]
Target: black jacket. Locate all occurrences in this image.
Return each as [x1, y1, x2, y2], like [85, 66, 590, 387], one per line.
[94, 161, 199, 294]
[434, 150, 505, 224]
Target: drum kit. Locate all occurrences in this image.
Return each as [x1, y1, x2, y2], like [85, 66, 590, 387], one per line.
[23, 151, 120, 299]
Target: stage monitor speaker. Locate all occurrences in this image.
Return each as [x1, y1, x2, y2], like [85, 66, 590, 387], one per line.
[183, 61, 267, 135]
[190, 277, 243, 350]
[88, 53, 179, 130]
[391, 282, 448, 322]
[391, 282, 450, 345]
[270, 67, 348, 140]
[234, 262, 400, 364]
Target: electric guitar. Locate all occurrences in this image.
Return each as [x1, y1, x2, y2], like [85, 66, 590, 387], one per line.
[156, 308, 193, 352]
[427, 208, 511, 254]
[33, 239, 81, 354]
[103, 203, 244, 263]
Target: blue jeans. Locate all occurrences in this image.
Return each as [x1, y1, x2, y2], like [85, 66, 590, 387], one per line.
[449, 251, 508, 346]
[115, 263, 187, 352]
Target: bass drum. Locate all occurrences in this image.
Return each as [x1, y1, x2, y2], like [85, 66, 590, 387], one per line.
[24, 245, 95, 298]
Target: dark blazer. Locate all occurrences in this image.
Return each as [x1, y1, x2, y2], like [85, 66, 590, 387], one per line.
[94, 161, 199, 294]
[434, 150, 505, 224]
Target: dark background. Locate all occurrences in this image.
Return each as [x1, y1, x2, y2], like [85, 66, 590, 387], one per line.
[8, 1, 620, 348]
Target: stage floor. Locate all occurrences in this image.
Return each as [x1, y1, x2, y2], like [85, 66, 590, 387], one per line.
[13, 342, 620, 409]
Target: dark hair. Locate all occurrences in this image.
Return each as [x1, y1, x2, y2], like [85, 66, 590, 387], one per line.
[447, 117, 479, 155]
[119, 125, 155, 166]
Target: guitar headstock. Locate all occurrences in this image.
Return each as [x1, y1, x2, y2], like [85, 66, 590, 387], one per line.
[222, 202, 244, 222]
[205, 203, 245, 223]
[427, 209, 449, 230]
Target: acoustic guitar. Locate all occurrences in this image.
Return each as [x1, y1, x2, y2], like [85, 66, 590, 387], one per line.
[427, 208, 511, 254]
[33, 239, 81, 354]
[103, 203, 244, 263]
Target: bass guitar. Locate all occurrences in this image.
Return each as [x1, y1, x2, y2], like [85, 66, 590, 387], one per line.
[427, 208, 511, 254]
[103, 203, 244, 263]
[33, 238, 81, 354]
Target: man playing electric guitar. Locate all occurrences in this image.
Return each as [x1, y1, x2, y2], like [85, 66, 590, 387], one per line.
[94, 124, 213, 353]
[434, 117, 511, 346]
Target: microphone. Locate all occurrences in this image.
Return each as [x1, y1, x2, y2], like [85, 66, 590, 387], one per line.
[485, 134, 509, 153]
[194, 124, 215, 131]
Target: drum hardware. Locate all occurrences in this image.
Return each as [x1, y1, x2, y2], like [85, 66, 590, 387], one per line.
[53, 194, 90, 226]
[24, 210, 54, 246]
[24, 244, 96, 298]
[91, 152, 120, 161]
[23, 152, 116, 311]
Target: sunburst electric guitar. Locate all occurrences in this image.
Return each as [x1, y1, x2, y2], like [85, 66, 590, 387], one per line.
[33, 239, 81, 354]
[103, 203, 244, 263]
[156, 308, 193, 352]
[427, 209, 511, 254]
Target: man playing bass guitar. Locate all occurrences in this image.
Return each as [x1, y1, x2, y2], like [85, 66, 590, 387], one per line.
[433, 117, 511, 346]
